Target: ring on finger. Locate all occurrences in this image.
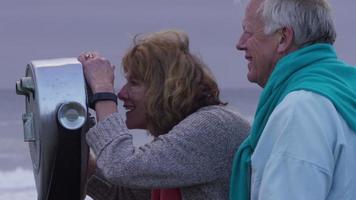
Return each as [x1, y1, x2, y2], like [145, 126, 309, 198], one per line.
[84, 53, 94, 60]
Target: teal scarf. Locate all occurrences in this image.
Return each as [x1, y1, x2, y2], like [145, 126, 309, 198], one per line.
[229, 43, 356, 200]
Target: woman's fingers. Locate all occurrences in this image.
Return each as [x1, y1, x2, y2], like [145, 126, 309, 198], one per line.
[78, 51, 115, 93]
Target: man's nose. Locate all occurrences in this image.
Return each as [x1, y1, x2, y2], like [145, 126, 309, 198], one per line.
[236, 35, 247, 51]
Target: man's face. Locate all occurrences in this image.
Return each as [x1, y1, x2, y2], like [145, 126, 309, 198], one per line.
[236, 0, 281, 88]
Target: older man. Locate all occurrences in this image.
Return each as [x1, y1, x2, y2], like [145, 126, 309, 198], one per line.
[230, 0, 356, 200]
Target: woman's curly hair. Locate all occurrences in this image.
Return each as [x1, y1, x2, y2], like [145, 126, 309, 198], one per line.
[122, 30, 225, 137]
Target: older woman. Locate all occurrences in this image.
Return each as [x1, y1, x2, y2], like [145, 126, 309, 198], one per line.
[78, 30, 250, 200]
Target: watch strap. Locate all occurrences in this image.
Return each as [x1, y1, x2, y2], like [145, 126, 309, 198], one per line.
[89, 92, 117, 109]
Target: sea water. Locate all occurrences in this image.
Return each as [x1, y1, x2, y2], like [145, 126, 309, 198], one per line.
[0, 88, 260, 199]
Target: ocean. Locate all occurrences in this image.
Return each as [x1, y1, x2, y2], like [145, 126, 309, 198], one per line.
[0, 88, 260, 200]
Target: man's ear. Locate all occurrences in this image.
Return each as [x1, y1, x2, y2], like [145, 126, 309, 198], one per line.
[277, 27, 294, 53]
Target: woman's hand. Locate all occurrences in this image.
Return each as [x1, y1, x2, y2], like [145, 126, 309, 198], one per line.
[78, 52, 118, 121]
[78, 52, 115, 93]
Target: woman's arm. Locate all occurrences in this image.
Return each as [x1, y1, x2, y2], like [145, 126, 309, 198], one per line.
[86, 174, 150, 200]
[87, 107, 248, 189]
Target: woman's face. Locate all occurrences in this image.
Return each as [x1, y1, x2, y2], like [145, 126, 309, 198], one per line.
[117, 74, 148, 130]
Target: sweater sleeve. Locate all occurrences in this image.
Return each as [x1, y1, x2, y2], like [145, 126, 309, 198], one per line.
[86, 174, 150, 200]
[86, 107, 243, 189]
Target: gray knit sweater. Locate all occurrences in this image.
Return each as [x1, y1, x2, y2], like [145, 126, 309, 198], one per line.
[86, 105, 250, 200]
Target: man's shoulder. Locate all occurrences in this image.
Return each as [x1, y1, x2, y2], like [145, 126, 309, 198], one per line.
[277, 90, 335, 112]
[267, 90, 340, 131]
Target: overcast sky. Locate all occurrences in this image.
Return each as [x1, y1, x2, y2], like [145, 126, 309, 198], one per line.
[1, 0, 355, 90]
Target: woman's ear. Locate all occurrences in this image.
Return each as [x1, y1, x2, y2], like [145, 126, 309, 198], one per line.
[277, 27, 294, 53]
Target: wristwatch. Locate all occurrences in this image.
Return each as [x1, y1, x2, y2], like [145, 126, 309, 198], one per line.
[89, 92, 117, 109]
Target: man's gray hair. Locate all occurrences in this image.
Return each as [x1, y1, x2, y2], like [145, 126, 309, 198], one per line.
[259, 0, 336, 46]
